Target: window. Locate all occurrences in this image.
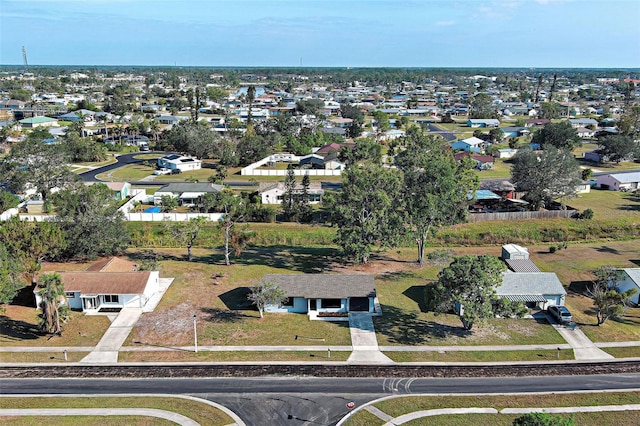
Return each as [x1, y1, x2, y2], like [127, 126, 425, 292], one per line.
[65, 292, 75, 298]
[104, 295, 119, 303]
[321, 298, 341, 309]
[281, 298, 293, 307]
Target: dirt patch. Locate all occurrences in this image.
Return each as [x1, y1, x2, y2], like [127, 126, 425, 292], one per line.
[134, 302, 196, 346]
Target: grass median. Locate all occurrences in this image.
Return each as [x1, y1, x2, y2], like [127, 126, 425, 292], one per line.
[0, 396, 234, 426]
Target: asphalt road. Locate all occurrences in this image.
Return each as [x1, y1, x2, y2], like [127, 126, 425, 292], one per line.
[3, 374, 640, 426]
[78, 151, 168, 182]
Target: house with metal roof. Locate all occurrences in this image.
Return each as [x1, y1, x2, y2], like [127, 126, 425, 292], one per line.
[498, 272, 566, 309]
[262, 274, 380, 320]
[19, 116, 58, 128]
[153, 182, 224, 206]
[596, 171, 640, 192]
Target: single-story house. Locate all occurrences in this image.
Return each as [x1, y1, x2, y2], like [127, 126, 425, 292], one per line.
[584, 149, 606, 163]
[153, 182, 224, 206]
[157, 115, 189, 125]
[525, 118, 550, 128]
[34, 257, 162, 313]
[500, 127, 530, 138]
[19, 116, 58, 128]
[258, 181, 324, 205]
[157, 154, 202, 172]
[455, 152, 494, 170]
[576, 127, 596, 138]
[596, 171, 640, 191]
[616, 268, 640, 305]
[58, 109, 96, 122]
[467, 119, 500, 128]
[497, 272, 567, 310]
[299, 154, 325, 169]
[569, 118, 598, 128]
[85, 181, 131, 200]
[262, 274, 380, 320]
[452, 136, 485, 153]
[495, 148, 518, 159]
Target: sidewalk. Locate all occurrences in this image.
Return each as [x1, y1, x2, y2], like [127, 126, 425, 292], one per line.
[80, 307, 143, 363]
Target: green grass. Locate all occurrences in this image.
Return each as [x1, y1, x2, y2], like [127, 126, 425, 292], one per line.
[601, 346, 640, 358]
[384, 349, 574, 362]
[0, 310, 111, 347]
[565, 189, 640, 221]
[473, 158, 513, 179]
[119, 350, 350, 362]
[400, 413, 640, 426]
[1, 416, 175, 425]
[95, 164, 156, 181]
[0, 396, 233, 426]
[372, 391, 640, 418]
[0, 352, 90, 363]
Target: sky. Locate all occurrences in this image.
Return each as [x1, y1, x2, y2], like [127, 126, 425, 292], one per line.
[1, 0, 639, 68]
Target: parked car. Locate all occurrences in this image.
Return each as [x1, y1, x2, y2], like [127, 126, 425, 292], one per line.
[548, 305, 572, 324]
[153, 168, 171, 175]
[171, 168, 182, 174]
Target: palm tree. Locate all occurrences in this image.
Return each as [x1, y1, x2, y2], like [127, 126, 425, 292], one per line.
[38, 273, 66, 335]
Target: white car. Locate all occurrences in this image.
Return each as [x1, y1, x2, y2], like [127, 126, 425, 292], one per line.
[153, 168, 171, 175]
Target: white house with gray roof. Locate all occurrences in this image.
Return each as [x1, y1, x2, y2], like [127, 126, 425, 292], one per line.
[154, 182, 224, 206]
[262, 274, 380, 320]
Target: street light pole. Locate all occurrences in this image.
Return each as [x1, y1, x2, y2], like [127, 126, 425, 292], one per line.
[193, 314, 198, 353]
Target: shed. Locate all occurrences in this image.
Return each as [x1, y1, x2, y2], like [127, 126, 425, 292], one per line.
[502, 244, 530, 260]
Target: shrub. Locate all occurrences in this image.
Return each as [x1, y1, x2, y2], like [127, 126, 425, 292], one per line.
[578, 208, 594, 220]
[549, 245, 558, 253]
[427, 248, 455, 266]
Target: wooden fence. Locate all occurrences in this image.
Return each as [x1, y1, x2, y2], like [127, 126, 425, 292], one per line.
[468, 210, 577, 222]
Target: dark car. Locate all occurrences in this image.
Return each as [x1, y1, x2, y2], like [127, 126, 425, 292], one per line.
[548, 305, 572, 324]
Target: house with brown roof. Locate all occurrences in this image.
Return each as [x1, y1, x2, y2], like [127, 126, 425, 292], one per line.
[34, 257, 162, 313]
[262, 274, 380, 320]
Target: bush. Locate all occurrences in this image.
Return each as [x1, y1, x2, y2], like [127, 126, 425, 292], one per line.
[427, 248, 455, 266]
[513, 412, 575, 426]
[549, 245, 558, 253]
[578, 208, 594, 220]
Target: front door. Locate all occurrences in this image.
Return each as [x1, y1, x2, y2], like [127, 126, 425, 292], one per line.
[309, 299, 317, 311]
[349, 297, 369, 312]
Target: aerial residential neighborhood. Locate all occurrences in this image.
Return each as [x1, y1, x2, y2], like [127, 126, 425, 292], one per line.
[1, 64, 639, 424]
[1, 0, 639, 424]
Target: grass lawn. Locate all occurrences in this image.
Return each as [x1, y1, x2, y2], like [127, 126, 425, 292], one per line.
[119, 350, 350, 362]
[367, 392, 640, 422]
[0, 307, 110, 348]
[1, 416, 175, 425]
[132, 153, 163, 160]
[0, 352, 90, 363]
[95, 164, 156, 181]
[399, 412, 640, 426]
[474, 158, 513, 179]
[601, 346, 640, 358]
[0, 396, 233, 426]
[565, 189, 640, 221]
[384, 349, 574, 363]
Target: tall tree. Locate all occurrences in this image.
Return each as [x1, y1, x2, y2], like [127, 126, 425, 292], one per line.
[431, 255, 511, 330]
[0, 137, 77, 205]
[299, 173, 313, 223]
[469, 93, 496, 119]
[0, 218, 66, 285]
[164, 217, 208, 262]
[330, 163, 403, 264]
[396, 128, 478, 266]
[531, 121, 581, 151]
[597, 135, 637, 164]
[511, 147, 582, 210]
[37, 272, 67, 335]
[247, 280, 287, 318]
[0, 243, 23, 311]
[588, 266, 637, 326]
[282, 166, 299, 221]
[213, 190, 246, 266]
[53, 183, 129, 260]
[246, 86, 256, 124]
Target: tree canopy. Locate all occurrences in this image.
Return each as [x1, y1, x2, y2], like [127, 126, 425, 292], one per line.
[395, 128, 478, 265]
[247, 280, 287, 318]
[588, 266, 637, 326]
[330, 163, 403, 264]
[531, 121, 581, 151]
[431, 255, 525, 330]
[52, 183, 129, 260]
[597, 135, 638, 164]
[511, 147, 582, 210]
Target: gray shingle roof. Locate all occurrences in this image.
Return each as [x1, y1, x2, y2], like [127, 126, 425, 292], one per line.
[157, 183, 224, 194]
[263, 274, 376, 299]
[498, 272, 566, 297]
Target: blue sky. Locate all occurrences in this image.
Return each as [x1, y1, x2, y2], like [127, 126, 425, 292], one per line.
[1, 0, 639, 67]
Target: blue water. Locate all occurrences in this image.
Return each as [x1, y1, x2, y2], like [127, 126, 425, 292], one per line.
[144, 206, 161, 213]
